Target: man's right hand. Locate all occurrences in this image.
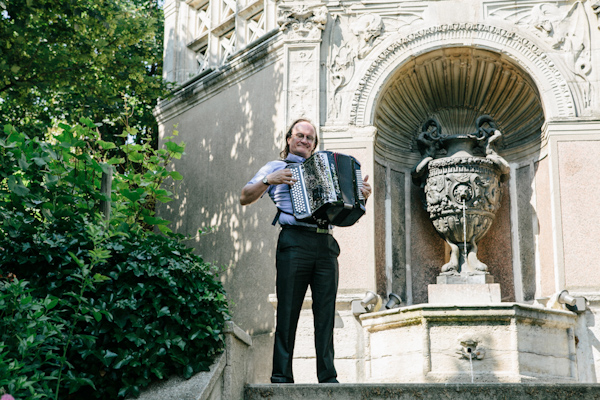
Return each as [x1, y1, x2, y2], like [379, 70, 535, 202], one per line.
[265, 169, 297, 186]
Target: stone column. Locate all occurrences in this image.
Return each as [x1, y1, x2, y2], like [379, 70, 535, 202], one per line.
[277, 3, 328, 128]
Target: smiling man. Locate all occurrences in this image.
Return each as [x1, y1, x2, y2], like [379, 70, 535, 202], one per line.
[240, 118, 371, 384]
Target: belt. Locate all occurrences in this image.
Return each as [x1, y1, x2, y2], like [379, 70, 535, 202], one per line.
[280, 225, 332, 235]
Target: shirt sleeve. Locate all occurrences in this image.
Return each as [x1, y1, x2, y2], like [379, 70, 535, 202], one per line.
[247, 160, 286, 185]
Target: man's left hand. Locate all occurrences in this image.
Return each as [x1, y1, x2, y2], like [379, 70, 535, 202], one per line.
[361, 175, 372, 200]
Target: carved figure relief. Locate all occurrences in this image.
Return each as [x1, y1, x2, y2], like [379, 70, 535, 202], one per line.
[278, 5, 328, 40]
[593, 2, 600, 29]
[489, 1, 592, 108]
[412, 116, 510, 276]
[530, 2, 591, 77]
[351, 14, 383, 59]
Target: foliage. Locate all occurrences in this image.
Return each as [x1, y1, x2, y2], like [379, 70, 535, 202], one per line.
[0, 122, 229, 398]
[0, 0, 169, 144]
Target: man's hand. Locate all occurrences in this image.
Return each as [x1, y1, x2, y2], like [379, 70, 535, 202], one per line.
[240, 169, 298, 206]
[361, 175, 372, 200]
[265, 169, 297, 186]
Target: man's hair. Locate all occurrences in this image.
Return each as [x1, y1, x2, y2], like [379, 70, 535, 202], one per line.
[280, 118, 319, 159]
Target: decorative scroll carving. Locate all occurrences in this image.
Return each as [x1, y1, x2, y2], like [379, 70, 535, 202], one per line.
[351, 14, 383, 59]
[412, 116, 509, 276]
[327, 43, 355, 119]
[278, 5, 328, 40]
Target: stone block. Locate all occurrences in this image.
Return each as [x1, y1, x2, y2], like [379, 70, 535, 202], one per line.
[428, 283, 501, 304]
[437, 274, 495, 284]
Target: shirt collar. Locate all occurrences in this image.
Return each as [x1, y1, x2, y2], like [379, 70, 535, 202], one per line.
[286, 153, 306, 163]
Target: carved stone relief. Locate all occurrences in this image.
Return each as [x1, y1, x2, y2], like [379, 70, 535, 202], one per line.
[323, 6, 423, 122]
[593, 2, 600, 28]
[327, 42, 355, 120]
[277, 5, 328, 40]
[287, 48, 319, 122]
[487, 1, 592, 109]
[351, 23, 576, 127]
[351, 14, 384, 59]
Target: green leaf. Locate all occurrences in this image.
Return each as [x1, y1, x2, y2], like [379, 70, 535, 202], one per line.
[80, 117, 96, 128]
[169, 171, 183, 180]
[157, 306, 171, 317]
[121, 189, 141, 202]
[128, 151, 145, 163]
[143, 215, 170, 226]
[46, 297, 59, 310]
[158, 225, 173, 234]
[68, 251, 85, 268]
[20, 295, 33, 305]
[32, 157, 47, 166]
[164, 141, 185, 153]
[98, 140, 116, 150]
[7, 175, 30, 196]
[107, 157, 125, 165]
[92, 311, 102, 322]
[93, 273, 111, 282]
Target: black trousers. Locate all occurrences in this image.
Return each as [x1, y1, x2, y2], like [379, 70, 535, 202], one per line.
[271, 226, 340, 383]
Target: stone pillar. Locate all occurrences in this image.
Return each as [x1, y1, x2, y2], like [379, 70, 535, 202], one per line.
[277, 3, 328, 128]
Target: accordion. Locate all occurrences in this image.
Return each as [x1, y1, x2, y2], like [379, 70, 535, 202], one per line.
[288, 151, 366, 227]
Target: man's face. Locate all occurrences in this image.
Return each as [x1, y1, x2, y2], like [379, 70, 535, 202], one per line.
[287, 121, 316, 159]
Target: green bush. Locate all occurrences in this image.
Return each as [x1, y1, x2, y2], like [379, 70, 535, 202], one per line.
[0, 122, 229, 398]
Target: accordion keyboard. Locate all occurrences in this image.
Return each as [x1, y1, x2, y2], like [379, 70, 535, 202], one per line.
[355, 168, 365, 200]
[289, 166, 310, 216]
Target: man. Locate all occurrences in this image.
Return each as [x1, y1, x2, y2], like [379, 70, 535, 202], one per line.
[240, 118, 371, 384]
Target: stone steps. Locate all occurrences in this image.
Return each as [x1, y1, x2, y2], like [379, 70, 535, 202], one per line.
[245, 383, 600, 400]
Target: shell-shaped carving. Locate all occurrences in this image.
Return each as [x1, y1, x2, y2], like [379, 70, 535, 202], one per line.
[374, 47, 544, 164]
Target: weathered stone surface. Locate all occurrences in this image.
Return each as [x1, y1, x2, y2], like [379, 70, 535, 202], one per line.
[245, 383, 600, 400]
[158, 0, 600, 390]
[361, 304, 577, 383]
[428, 283, 501, 304]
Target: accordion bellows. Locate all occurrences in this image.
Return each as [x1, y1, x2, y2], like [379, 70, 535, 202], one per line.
[288, 151, 366, 227]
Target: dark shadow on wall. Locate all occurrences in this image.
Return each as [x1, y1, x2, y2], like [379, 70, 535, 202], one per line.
[158, 54, 284, 337]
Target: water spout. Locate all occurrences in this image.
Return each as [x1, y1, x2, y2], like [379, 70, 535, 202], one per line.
[468, 349, 474, 383]
[462, 199, 467, 267]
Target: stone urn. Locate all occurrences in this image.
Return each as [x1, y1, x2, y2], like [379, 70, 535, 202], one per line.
[412, 116, 510, 276]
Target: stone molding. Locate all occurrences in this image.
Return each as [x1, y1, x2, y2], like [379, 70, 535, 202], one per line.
[349, 23, 577, 127]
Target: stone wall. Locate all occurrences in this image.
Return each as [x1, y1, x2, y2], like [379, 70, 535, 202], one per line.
[157, 0, 600, 385]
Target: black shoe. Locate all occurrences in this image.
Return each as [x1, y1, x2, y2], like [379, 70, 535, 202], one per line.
[320, 378, 339, 383]
[271, 377, 294, 384]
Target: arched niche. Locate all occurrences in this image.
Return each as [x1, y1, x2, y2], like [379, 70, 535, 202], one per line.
[366, 43, 554, 305]
[373, 47, 544, 166]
